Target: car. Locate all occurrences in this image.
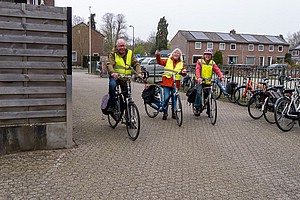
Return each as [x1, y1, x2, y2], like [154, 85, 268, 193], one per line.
[140, 57, 164, 77]
[137, 57, 145, 63]
[267, 63, 288, 70]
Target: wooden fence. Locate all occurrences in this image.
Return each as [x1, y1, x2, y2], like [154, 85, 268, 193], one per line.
[0, 2, 72, 154]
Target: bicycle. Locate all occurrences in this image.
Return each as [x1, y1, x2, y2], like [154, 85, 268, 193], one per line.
[262, 77, 295, 124]
[234, 76, 267, 107]
[192, 78, 218, 125]
[246, 78, 270, 120]
[274, 78, 300, 132]
[181, 74, 193, 93]
[213, 76, 237, 103]
[108, 73, 143, 141]
[143, 71, 184, 127]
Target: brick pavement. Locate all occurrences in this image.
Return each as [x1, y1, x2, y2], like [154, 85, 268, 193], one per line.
[0, 69, 300, 199]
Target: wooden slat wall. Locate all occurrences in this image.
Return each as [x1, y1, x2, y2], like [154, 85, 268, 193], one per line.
[0, 2, 68, 125]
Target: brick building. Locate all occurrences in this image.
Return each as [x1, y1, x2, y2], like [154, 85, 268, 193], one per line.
[72, 22, 105, 66]
[171, 29, 290, 66]
[1, 0, 54, 6]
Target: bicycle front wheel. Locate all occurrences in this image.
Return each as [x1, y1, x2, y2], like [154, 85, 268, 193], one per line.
[214, 83, 222, 100]
[126, 103, 140, 141]
[234, 86, 252, 107]
[247, 92, 265, 120]
[175, 95, 183, 127]
[209, 93, 217, 125]
[263, 96, 276, 124]
[274, 97, 294, 132]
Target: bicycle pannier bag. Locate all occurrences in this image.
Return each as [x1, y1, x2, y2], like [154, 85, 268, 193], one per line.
[186, 87, 196, 103]
[101, 93, 110, 115]
[142, 85, 157, 104]
[225, 82, 237, 95]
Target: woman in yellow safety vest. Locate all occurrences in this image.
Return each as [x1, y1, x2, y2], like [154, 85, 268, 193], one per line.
[194, 49, 224, 116]
[155, 48, 187, 120]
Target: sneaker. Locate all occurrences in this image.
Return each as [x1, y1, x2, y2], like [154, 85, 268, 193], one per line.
[162, 112, 168, 120]
[172, 112, 176, 119]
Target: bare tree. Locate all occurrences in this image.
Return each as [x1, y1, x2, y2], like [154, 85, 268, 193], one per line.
[72, 15, 85, 26]
[286, 31, 300, 48]
[100, 13, 127, 52]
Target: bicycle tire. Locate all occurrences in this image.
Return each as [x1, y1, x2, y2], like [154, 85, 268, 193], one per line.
[144, 102, 159, 118]
[126, 103, 140, 141]
[247, 92, 265, 120]
[108, 99, 121, 128]
[175, 95, 183, 127]
[209, 93, 217, 125]
[234, 85, 252, 107]
[274, 97, 295, 132]
[263, 96, 276, 124]
[214, 83, 222, 100]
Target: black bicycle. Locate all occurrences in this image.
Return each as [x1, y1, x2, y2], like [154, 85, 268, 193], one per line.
[108, 74, 142, 141]
[192, 78, 218, 125]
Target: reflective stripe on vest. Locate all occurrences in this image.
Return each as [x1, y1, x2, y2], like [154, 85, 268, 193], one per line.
[163, 58, 183, 80]
[114, 50, 133, 75]
[198, 59, 214, 84]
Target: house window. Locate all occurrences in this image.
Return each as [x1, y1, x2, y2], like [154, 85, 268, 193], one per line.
[246, 56, 255, 65]
[228, 56, 237, 64]
[219, 43, 225, 50]
[258, 45, 264, 51]
[278, 45, 283, 52]
[292, 50, 299, 56]
[248, 44, 254, 51]
[72, 51, 77, 62]
[230, 43, 236, 50]
[269, 45, 274, 52]
[192, 55, 202, 64]
[207, 42, 213, 50]
[276, 57, 284, 63]
[195, 42, 201, 49]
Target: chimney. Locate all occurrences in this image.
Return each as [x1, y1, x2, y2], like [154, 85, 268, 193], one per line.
[230, 29, 236, 35]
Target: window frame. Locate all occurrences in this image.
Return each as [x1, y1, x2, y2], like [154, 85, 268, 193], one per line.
[246, 56, 255, 65]
[192, 55, 202, 64]
[258, 45, 264, 51]
[72, 51, 77, 62]
[207, 42, 213, 50]
[269, 45, 274, 52]
[230, 43, 236, 50]
[278, 45, 283, 52]
[195, 42, 202, 49]
[219, 43, 225, 50]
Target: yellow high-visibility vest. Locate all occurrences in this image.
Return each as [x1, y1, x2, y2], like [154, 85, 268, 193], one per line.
[114, 50, 133, 75]
[163, 58, 183, 81]
[198, 59, 214, 84]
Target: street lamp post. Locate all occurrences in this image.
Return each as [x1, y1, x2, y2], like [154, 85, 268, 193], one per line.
[129, 25, 134, 52]
[88, 6, 92, 74]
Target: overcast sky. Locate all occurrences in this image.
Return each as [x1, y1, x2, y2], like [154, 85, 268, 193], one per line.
[55, 0, 300, 41]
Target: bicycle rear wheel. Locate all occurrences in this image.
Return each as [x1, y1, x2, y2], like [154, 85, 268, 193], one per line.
[108, 101, 121, 128]
[126, 103, 140, 141]
[274, 97, 295, 132]
[144, 102, 159, 118]
[175, 95, 183, 127]
[247, 92, 265, 119]
[208, 93, 217, 125]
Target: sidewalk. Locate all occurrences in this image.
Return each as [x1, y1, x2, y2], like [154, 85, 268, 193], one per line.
[0, 70, 300, 199]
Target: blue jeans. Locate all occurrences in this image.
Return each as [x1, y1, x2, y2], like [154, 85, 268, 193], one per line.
[194, 83, 210, 109]
[162, 86, 176, 113]
[109, 77, 127, 108]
